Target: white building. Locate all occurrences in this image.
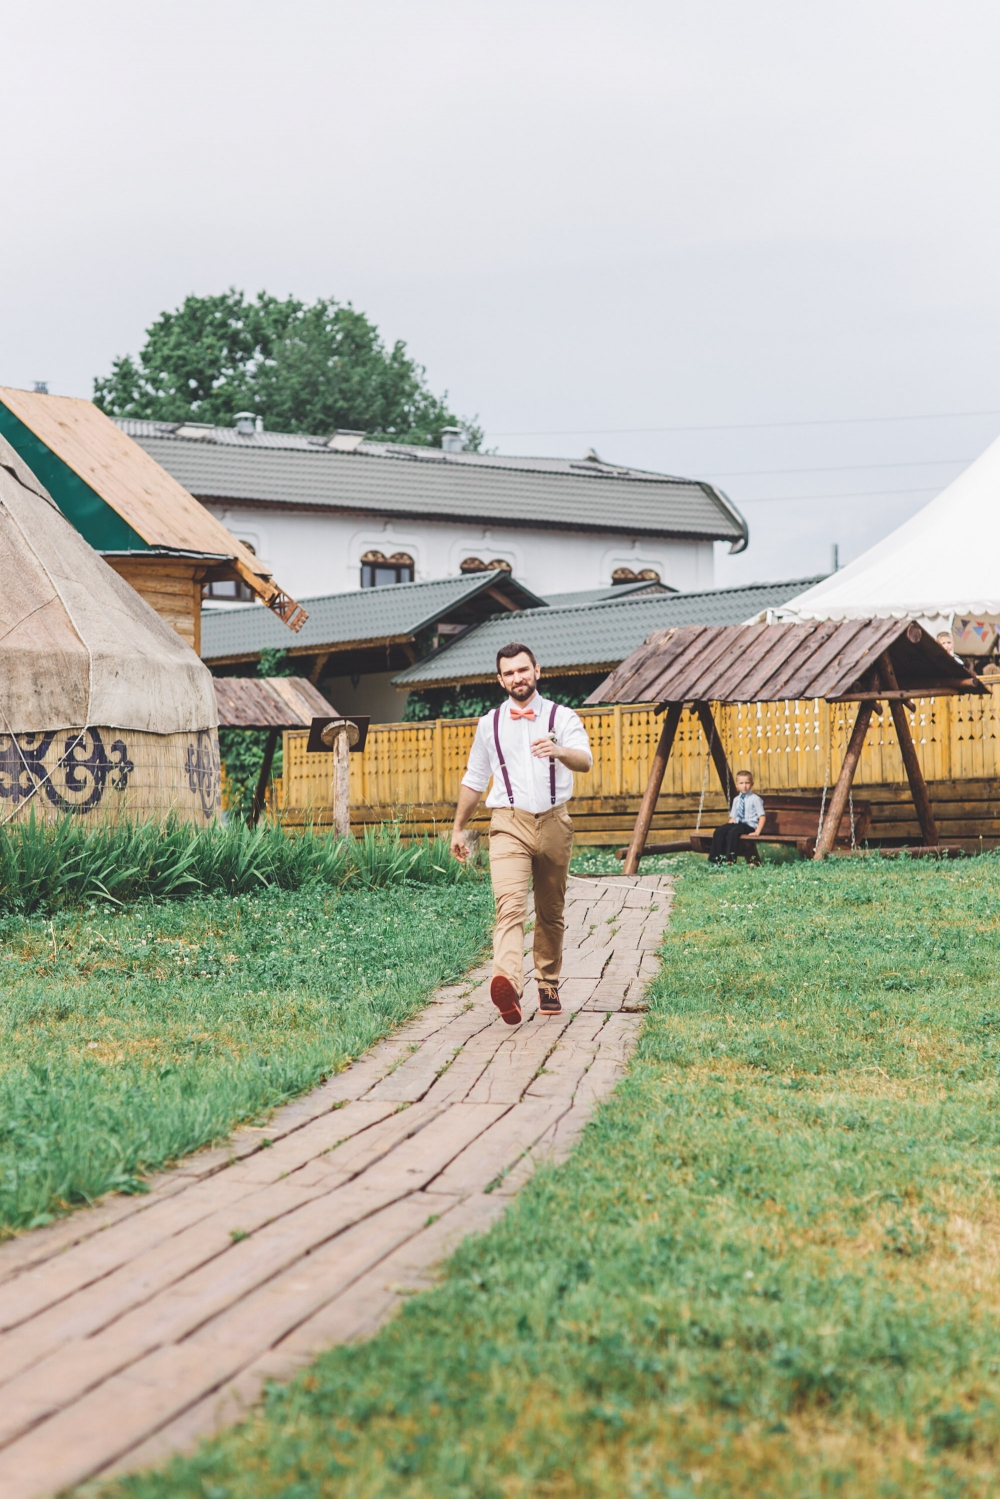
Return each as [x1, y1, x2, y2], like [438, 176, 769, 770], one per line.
[120, 421, 747, 604]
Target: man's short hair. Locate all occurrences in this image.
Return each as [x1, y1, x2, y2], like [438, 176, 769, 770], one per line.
[496, 642, 538, 673]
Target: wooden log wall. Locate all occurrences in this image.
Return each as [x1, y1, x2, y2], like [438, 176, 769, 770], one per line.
[279, 690, 1000, 850]
[105, 557, 206, 655]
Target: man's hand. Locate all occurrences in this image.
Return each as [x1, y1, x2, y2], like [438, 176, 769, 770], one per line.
[450, 784, 482, 861]
[530, 736, 592, 772]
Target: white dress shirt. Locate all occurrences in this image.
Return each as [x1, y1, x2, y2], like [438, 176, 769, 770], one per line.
[461, 694, 593, 812]
[730, 791, 766, 826]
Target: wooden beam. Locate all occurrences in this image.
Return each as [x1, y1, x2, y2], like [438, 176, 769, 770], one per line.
[813, 701, 873, 859]
[694, 701, 735, 801]
[878, 650, 939, 846]
[617, 839, 693, 858]
[308, 652, 331, 685]
[248, 727, 280, 828]
[483, 586, 520, 611]
[622, 703, 684, 875]
[888, 700, 939, 846]
[829, 688, 978, 701]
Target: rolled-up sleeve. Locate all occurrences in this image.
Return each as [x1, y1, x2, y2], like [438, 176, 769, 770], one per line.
[559, 709, 593, 768]
[461, 719, 493, 793]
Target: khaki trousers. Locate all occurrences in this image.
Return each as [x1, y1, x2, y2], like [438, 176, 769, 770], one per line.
[489, 804, 574, 995]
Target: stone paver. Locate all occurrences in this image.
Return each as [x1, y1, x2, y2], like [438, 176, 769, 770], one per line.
[0, 874, 671, 1499]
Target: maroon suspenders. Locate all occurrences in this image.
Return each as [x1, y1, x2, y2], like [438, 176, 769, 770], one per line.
[492, 700, 560, 808]
[547, 699, 558, 805]
[492, 708, 515, 805]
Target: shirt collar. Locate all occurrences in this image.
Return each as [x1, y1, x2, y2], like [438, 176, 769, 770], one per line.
[508, 691, 542, 714]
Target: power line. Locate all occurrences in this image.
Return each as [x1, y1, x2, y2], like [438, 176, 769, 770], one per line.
[705, 456, 971, 479]
[485, 408, 1000, 439]
[738, 484, 941, 505]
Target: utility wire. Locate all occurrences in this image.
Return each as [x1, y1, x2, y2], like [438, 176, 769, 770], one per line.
[738, 484, 942, 505]
[485, 408, 1000, 439]
[704, 456, 971, 479]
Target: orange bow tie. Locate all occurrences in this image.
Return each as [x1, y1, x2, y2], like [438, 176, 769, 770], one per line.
[509, 704, 536, 720]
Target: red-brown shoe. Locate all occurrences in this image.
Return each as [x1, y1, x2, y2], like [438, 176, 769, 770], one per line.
[537, 984, 562, 1016]
[490, 975, 522, 1025]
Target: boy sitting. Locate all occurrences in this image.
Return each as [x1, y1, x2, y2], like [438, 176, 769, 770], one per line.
[709, 771, 765, 865]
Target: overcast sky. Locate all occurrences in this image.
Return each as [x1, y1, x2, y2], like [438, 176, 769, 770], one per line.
[4, 1, 1000, 586]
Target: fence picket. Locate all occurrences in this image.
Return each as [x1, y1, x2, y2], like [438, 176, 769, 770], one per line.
[282, 686, 1000, 823]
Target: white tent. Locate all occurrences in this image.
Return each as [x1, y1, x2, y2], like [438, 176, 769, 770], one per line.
[771, 434, 1000, 651]
[0, 435, 220, 823]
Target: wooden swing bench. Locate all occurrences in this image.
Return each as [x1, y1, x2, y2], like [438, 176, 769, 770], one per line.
[585, 618, 985, 874]
[632, 794, 873, 863]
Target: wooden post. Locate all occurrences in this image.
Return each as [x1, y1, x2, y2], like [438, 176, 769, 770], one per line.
[613, 705, 624, 796]
[333, 729, 351, 838]
[309, 652, 331, 685]
[623, 702, 683, 875]
[877, 650, 938, 847]
[888, 701, 938, 845]
[249, 727, 279, 828]
[433, 717, 444, 805]
[813, 701, 873, 859]
[694, 701, 735, 801]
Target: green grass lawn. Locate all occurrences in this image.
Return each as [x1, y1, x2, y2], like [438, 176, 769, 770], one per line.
[98, 852, 1000, 1499]
[0, 881, 492, 1235]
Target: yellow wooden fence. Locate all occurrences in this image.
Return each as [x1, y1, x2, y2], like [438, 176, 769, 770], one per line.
[282, 688, 1000, 816]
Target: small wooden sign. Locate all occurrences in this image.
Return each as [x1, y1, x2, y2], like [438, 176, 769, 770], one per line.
[306, 715, 370, 754]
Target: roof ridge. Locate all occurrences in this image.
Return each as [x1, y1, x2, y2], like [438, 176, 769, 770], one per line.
[489, 575, 829, 621]
[117, 418, 705, 484]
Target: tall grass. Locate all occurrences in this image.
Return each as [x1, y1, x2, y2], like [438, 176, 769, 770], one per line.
[0, 816, 482, 915]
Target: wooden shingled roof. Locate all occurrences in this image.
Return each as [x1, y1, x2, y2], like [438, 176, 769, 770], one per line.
[0, 388, 306, 630]
[586, 618, 984, 707]
[213, 676, 335, 730]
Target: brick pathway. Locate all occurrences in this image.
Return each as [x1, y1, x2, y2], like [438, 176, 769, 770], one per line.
[0, 874, 671, 1499]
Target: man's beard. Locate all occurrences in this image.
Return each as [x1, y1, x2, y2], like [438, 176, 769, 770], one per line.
[508, 680, 536, 702]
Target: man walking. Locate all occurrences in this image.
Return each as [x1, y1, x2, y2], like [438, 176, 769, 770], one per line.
[451, 643, 593, 1025]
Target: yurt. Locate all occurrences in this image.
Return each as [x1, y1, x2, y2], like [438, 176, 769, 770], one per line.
[771, 434, 1000, 653]
[0, 434, 221, 824]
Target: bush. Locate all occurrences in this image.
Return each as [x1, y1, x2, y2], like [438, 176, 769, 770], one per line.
[0, 815, 483, 916]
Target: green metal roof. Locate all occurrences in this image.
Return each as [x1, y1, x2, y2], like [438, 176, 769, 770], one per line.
[119, 420, 749, 547]
[391, 578, 827, 688]
[200, 570, 545, 662]
[543, 580, 672, 606]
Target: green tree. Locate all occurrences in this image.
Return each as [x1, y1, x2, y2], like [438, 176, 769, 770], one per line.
[94, 289, 481, 448]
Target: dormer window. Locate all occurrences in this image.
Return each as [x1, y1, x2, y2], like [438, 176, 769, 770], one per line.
[460, 556, 513, 574]
[361, 550, 414, 587]
[612, 566, 661, 585]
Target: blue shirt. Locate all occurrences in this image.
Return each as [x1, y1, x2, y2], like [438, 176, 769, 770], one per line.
[730, 791, 765, 827]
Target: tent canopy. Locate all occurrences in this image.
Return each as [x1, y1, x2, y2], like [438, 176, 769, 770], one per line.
[0, 435, 217, 735]
[586, 618, 981, 709]
[774, 434, 1000, 628]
